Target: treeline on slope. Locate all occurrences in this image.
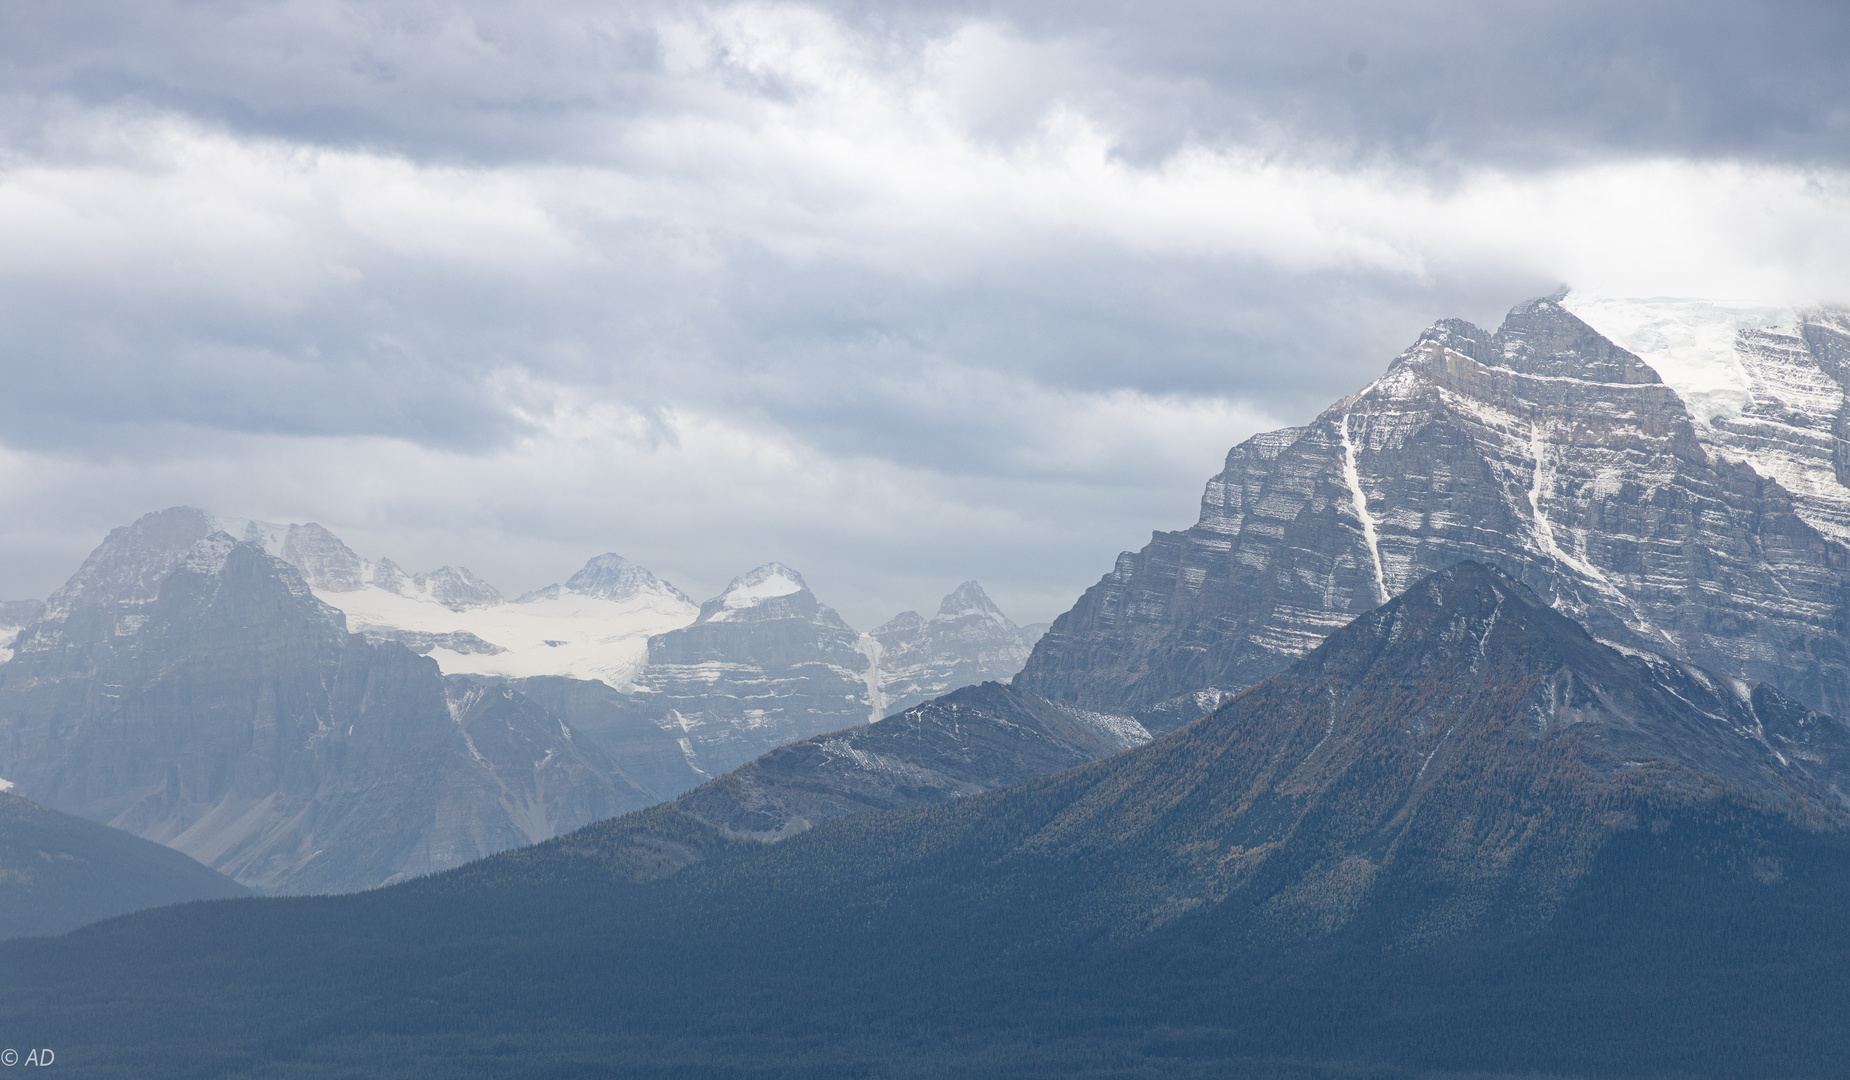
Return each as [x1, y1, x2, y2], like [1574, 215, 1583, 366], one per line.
[9, 564, 1850, 1079]
[8, 787, 1848, 1078]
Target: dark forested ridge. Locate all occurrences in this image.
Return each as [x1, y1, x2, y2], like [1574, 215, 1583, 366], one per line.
[0, 792, 248, 941]
[7, 563, 1850, 1078]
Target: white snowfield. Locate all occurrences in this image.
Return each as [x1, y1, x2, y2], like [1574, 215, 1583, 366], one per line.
[706, 566, 804, 620]
[1566, 292, 1850, 545]
[316, 583, 698, 688]
[1562, 293, 1789, 425]
[0, 617, 31, 666]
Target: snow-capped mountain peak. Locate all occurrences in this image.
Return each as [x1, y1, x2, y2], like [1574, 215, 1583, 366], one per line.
[700, 563, 813, 623]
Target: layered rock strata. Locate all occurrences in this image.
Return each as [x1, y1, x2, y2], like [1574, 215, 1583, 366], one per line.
[1016, 295, 1850, 730]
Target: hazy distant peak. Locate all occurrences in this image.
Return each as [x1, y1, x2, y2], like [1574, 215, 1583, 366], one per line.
[698, 563, 833, 626]
[873, 610, 926, 636]
[564, 554, 691, 604]
[935, 581, 1011, 626]
[715, 563, 806, 606]
[41, 506, 217, 622]
[277, 522, 366, 592]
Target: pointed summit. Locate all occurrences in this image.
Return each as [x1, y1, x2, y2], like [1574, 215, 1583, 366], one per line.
[935, 580, 1007, 624]
[565, 554, 691, 604]
[1016, 292, 1850, 730]
[874, 580, 1035, 715]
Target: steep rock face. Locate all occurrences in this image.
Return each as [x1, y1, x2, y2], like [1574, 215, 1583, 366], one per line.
[675, 681, 1149, 841]
[0, 600, 43, 665]
[1016, 295, 1850, 730]
[0, 509, 655, 893]
[0, 791, 248, 940]
[503, 675, 708, 801]
[622, 563, 876, 780]
[872, 581, 1037, 715]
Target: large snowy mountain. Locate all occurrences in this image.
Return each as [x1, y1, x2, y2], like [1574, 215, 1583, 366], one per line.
[0, 509, 659, 893]
[0, 509, 1053, 890]
[1017, 293, 1850, 731]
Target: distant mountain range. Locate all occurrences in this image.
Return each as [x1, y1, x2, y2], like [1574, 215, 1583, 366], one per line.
[11, 562, 1850, 1077]
[0, 512, 1044, 892]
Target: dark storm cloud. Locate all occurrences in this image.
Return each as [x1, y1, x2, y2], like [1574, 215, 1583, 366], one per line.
[824, 0, 1850, 169]
[4, 0, 1845, 170]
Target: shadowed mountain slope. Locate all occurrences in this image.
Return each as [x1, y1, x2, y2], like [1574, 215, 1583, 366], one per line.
[673, 681, 1150, 841]
[7, 563, 1850, 1077]
[0, 791, 248, 941]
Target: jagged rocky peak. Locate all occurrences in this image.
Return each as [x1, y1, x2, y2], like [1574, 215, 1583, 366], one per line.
[1260, 559, 1850, 826]
[0, 509, 657, 894]
[274, 522, 365, 591]
[872, 581, 1037, 716]
[936, 580, 1008, 623]
[1016, 291, 1850, 731]
[411, 565, 502, 611]
[1491, 291, 1663, 384]
[564, 553, 692, 604]
[33, 507, 224, 628]
[697, 562, 828, 625]
[239, 518, 502, 609]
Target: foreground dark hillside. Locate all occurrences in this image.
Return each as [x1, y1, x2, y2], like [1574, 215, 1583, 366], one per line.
[6, 563, 1850, 1078]
[0, 792, 248, 940]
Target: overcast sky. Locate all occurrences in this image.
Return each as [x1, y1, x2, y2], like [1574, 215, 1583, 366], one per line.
[3, 0, 1849, 627]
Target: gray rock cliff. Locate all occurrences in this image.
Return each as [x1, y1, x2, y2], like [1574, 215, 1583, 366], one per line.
[1015, 295, 1850, 731]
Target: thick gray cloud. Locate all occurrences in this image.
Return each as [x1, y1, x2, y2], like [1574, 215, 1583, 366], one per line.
[0, 1, 1847, 627]
[7, 1, 1845, 167]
